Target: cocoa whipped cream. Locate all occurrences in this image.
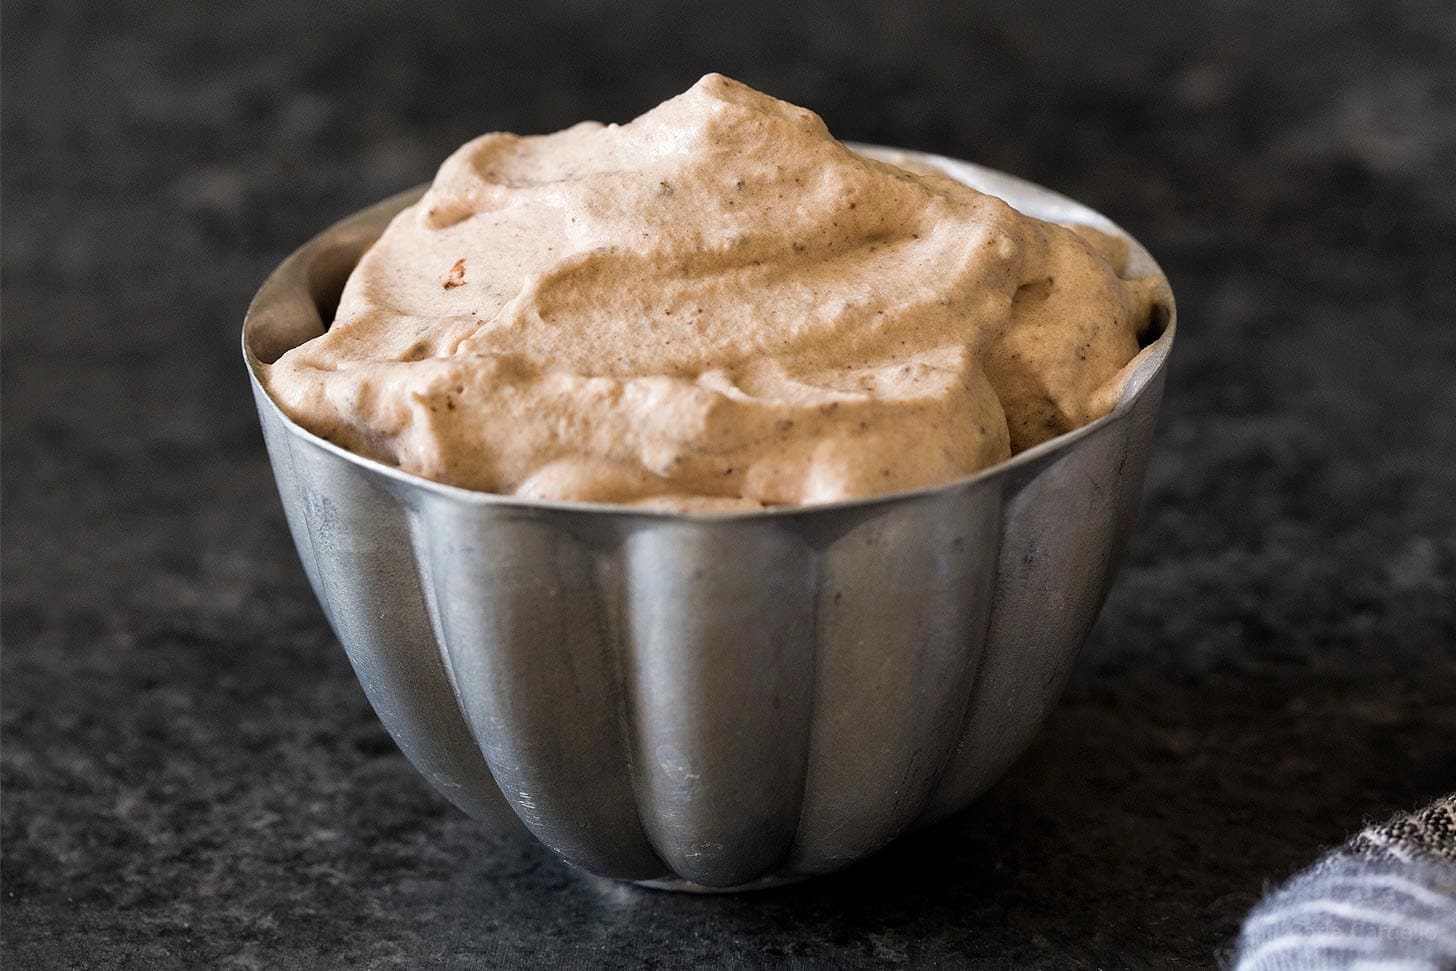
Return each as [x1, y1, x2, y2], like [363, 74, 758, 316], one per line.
[263, 74, 1167, 510]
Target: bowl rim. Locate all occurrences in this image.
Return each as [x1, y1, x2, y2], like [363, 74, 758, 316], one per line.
[243, 144, 1177, 521]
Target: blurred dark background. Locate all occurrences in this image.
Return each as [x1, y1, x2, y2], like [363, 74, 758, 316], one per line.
[3, 1, 1454, 968]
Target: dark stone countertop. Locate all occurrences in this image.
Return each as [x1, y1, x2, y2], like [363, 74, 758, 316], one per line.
[3, 1, 1454, 967]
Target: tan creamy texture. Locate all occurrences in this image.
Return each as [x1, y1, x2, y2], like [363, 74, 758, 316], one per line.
[264, 74, 1165, 509]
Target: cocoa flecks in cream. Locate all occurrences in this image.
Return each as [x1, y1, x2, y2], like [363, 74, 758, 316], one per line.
[264, 74, 1165, 509]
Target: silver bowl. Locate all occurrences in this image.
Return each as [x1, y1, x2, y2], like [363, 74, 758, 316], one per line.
[243, 147, 1176, 891]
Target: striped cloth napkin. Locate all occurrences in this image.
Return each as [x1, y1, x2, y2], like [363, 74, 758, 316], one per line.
[1234, 794, 1456, 970]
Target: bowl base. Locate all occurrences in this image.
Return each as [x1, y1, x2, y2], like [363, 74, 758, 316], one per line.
[632, 873, 809, 894]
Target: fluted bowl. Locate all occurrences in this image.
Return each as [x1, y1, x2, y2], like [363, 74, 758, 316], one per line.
[243, 147, 1176, 890]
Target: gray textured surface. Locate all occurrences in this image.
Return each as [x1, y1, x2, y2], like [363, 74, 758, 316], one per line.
[3, 0, 1455, 967]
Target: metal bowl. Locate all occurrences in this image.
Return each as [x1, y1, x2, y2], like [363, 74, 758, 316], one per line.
[243, 146, 1176, 891]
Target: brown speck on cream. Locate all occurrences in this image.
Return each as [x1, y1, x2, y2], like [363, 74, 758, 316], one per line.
[443, 258, 466, 289]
